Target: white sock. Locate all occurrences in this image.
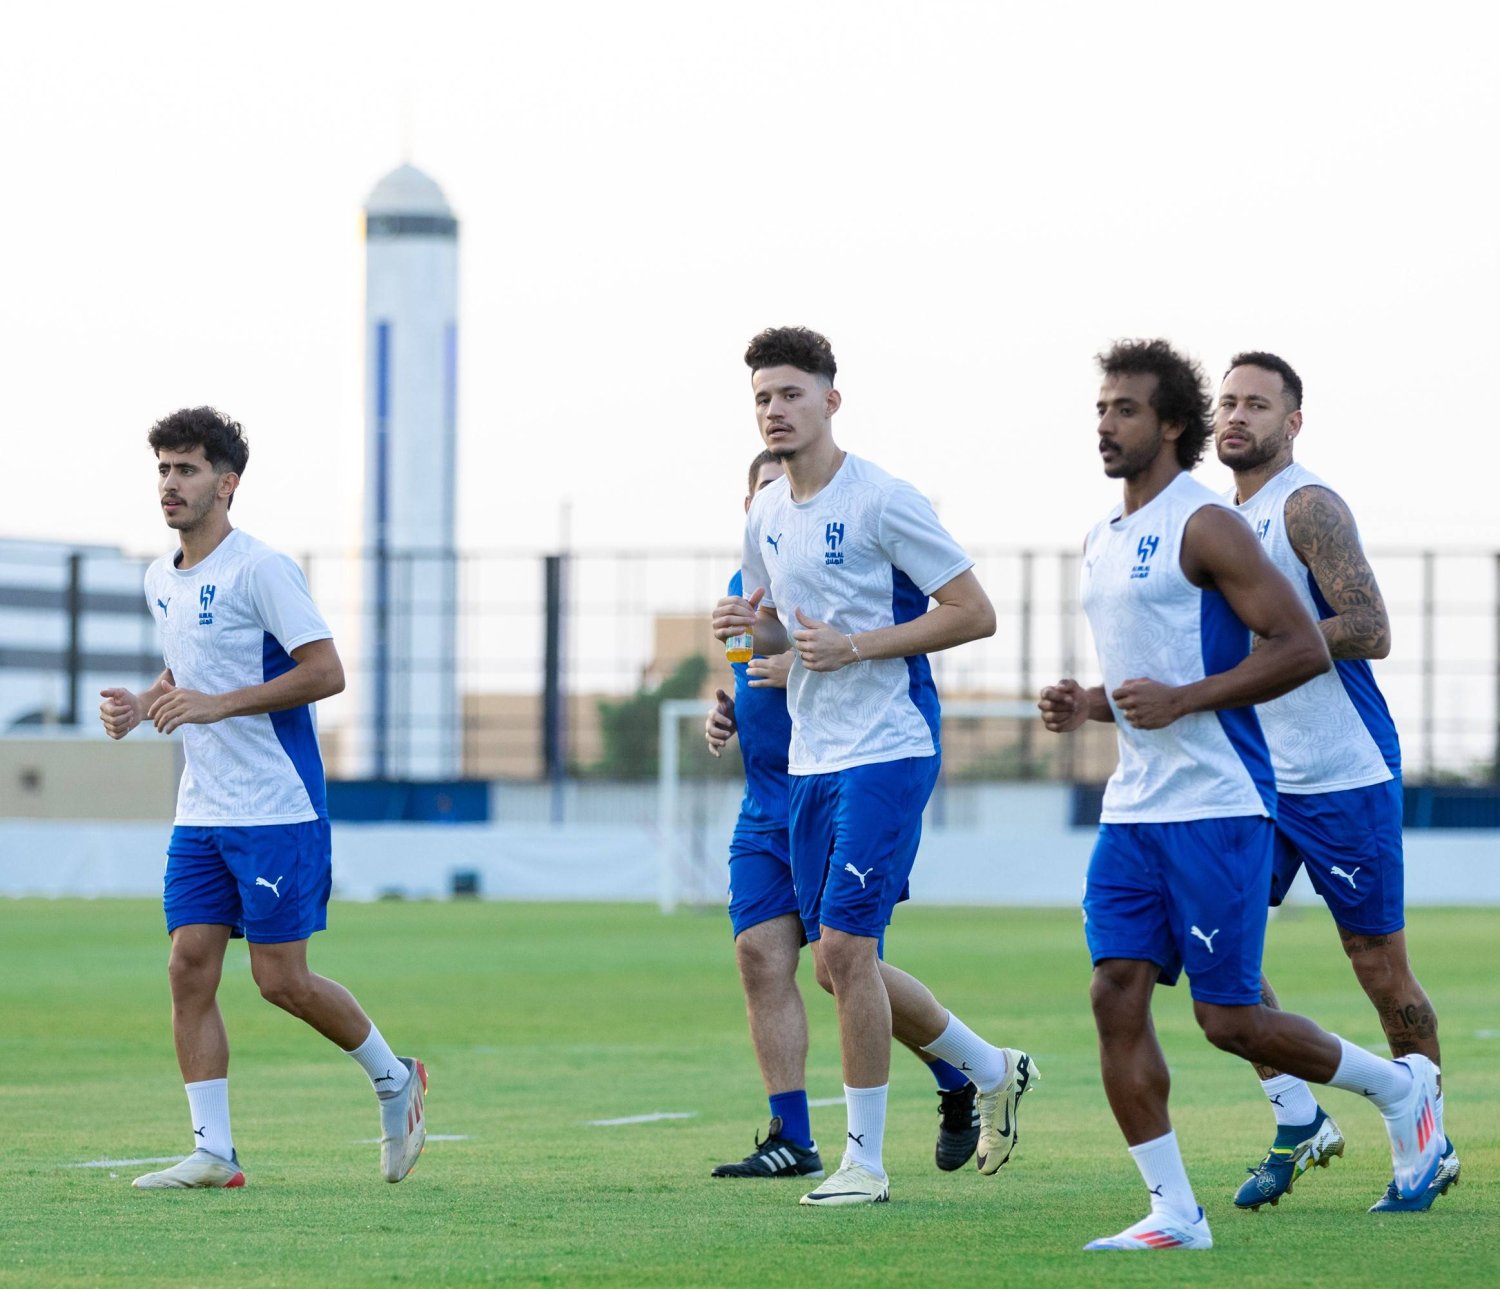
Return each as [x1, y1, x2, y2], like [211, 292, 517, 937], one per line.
[1323, 1035, 1410, 1113]
[1128, 1130, 1197, 1218]
[347, 1024, 408, 1097]
[185, 1078, 233, 1160]
[920, 1012, 1008, 1091]
[843, 1084, 888, 1178]
[1261, 1073, 1320, 1127]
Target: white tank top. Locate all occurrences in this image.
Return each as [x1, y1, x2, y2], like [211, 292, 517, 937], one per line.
[1230, 462, 1399, 793]
[1082, 471, 1275, 823]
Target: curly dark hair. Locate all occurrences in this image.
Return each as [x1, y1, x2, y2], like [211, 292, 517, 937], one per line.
[148, 407, 249, 509]
[744, 326, 837, 383]
[148, 406, 250, 475]
[746, 448, 780, 498]
[1097, 339, 1213, 469]
[1226, 351, 1303, 410]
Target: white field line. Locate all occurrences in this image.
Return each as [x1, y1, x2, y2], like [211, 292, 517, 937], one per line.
[77, 1135, 475, 1164]
[70, 1156, 182, 1168]
[584, 1099, 847, 1127]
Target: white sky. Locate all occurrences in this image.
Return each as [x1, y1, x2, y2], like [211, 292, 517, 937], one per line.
[2, 0, 1495, 561]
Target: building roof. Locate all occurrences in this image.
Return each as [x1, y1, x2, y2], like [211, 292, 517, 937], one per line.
[364, 164, 453, 217]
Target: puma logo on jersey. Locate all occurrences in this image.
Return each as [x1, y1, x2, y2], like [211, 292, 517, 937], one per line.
[844, 863, 874, 889]
[156, 597, 171, 617]
[1330, 865, 1361, 889]
[255, 875, 284, 898]
[766, 533, 782, 554]
[1190, 925, 1220, 954]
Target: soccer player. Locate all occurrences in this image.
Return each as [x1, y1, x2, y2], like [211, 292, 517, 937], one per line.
[706, 450, 986, 1181]
[99, 407, 426, 1189]
[1214, 352, 1457, 1213]
[713, 327, 1036, 1207]
[1039, 340, 1444, 1251]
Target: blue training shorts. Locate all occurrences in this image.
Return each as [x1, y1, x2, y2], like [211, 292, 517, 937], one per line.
[1270, 778, 1404, 937]
[164, 820, 332, 944]
[727, 822, 799, 938]
[1083, 816, 1273, 1006]
[788, 755, 937, 943]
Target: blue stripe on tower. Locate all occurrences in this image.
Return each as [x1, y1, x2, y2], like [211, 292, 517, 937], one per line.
[1306, 570, 1402, 775]
[262, 632, 328, 818]
[891, 567, 940, 747]
[441, 321, 459, 750]
[443, 322, 458, 527]
[1199, 587, 1276, 816]
[374, 320, 391, 778]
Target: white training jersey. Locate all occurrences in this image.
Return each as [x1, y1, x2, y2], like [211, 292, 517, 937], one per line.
[144, 528, 333, 827]
[1081, 471, 1275, 823]
[1230, 462, 1399, 793]
[741, 453, 972, 775]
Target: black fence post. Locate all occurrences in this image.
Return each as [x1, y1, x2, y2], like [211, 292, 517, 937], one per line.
[543, 554, 568, 822]
[64, 552, 83, 725]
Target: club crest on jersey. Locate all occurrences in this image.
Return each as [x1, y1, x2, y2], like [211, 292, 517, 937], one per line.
[1256, 518, 1272, 541]
[824, 521, 845, 567]
[198, 583, 216, 626]
[1131, 534, 1159, 580]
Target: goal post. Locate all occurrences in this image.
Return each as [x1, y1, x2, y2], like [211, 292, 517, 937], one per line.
[656, 699, 712, 914]
[656, 696, 1045, 915]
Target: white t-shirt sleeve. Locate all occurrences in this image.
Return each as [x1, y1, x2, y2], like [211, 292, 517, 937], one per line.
[878, 482, 973, 595]
[247, 553, 333, 654]
[742, 498, 774, 611]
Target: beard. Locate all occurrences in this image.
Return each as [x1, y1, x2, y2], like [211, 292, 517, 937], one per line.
[1100, 436, 1161, 480]
[1217, 434, 1282, 471]
[163, 493, 216, 531]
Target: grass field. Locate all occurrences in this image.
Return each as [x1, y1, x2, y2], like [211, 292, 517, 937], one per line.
[4, 898, 1496, 1287]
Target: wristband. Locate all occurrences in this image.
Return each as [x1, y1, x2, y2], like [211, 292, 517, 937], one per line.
[845, 633, 862, 662]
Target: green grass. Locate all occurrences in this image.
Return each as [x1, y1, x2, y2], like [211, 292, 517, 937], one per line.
[3, 899, 1496, 1287]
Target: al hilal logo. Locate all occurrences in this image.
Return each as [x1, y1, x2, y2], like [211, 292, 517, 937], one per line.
[824, 521, 845, 567]
[1131, 534, 1159, 580]
[198, 583, 216, 625]
[1256, 517, 1272, 541]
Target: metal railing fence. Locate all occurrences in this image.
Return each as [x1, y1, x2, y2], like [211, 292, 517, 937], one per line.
[4, 541, 1497, 783]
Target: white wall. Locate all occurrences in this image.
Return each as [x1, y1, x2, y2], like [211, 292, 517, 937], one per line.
[2, 782, 1496, 907]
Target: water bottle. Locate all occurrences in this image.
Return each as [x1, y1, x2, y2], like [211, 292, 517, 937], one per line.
[724, 632, 753, 664]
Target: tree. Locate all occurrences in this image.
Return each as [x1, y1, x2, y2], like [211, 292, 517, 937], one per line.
[591, 653, 712, 779]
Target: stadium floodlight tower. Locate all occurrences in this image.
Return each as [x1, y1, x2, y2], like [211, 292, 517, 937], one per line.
[358, 162, 460, 780]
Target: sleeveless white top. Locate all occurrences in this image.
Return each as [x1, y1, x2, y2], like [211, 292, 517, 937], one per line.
[1229, 462, 1399, 792]
[1082, 472, 1275, 823]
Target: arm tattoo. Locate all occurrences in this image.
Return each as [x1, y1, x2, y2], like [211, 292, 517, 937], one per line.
[1284, 486, 1391, 661]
